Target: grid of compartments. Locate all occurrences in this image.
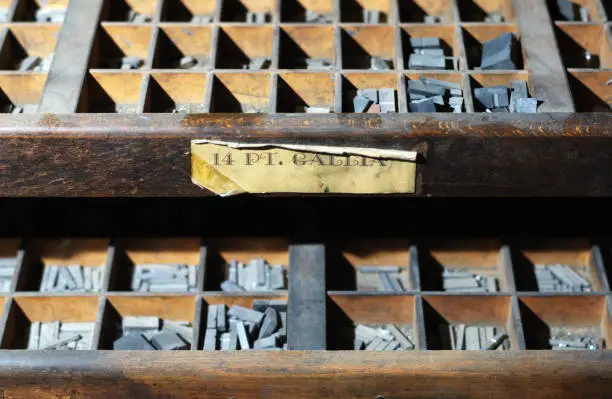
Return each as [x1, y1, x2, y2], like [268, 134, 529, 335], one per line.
[546, 0, 612, 112]
[45, 0, 608, 114]
[0, 238, 291, 350]
[0, 0, 68, 113]
[327, 238, 612, 350]
[0, 237, 610, 351]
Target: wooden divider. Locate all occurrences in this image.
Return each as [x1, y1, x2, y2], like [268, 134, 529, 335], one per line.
[0, 234, 605, 395]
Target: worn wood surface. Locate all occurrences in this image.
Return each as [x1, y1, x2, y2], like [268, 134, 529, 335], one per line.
[513, 0, 575, 111]
[0, 351, 609, 398]
[37, 0, 104, 113]
[288, 244, 326, 349]
[0, 0, 606, 197]
[0, 113, 608, 197]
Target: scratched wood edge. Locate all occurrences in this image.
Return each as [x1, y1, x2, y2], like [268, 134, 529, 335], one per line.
[0, 113, 609, 197]
[0, 351, 609, 398]
[0, 113, 607, 137]
[512, 0, 576, 112]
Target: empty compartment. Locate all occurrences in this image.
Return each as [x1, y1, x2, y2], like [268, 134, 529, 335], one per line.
[0, 25, 60, 71]
[398, 0, 454, 23]
[519, 295, 610, 350]
[327, 294, 418, 350]
[546, 0, 604, 22]
[462, 24, 524, 70]
[79, 72, 143, 113]
[160, 0, 216, 22]
[0, 73, 46, 113]
[220, 0, 275, 23]
[108, 238, 202, 292]
[276, 72, 335, 112]
[143, 72, 207, 113]
[199, 293, 288, 350]
[327, 239, 411, 291]
[341, 26, 395, 69]
[402, 25, 459, 70]
[279, 26, 335, 70]
[280, 0, 334, 23]
[204, 238, 289, 291]
[567, 70, 611, 112]
[341, 72, 399, 113]
[512, 240, 605, 292]
[99, 296, 197, 350]
[554, 24, 611, 68]
[18, 239, 109, 293]
[340, 0, 392, 23]
[101, 0, 157, 22]
[13, 0, 69, 22]
[209, 72, 271, 113]
[1, 296, 99, 350]
[456, 0, 515, 22]
[469, 71, 532, 112]
[153, 26, 212, 69]
[215, 26, 274, 70]
[422, 295, 517, 350]
[405, 72, 465, 112]
[417, 240, 511, 292]
[90, 24, 152, 69]
[0, 239, 21, 293]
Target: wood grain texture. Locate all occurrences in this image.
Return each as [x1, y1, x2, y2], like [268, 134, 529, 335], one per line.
[513, 0, 575, 112]
[0, 351, 610, 398]
[0, 113, 610, 197]
[519, 295, 606, 326]
[13, 295, 99, 322]
[328, 293, 415, 324]
[27, 238, 109, 266]
[37, 0, 104, 113]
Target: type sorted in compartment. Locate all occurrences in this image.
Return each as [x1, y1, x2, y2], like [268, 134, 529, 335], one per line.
[40, 265, 104, 293]
[535, 264, 592, 293]
[554, 0, 590, 21]
[353, 88, 396, 113]
[474, 80, 538, 113]
[442, 268, 499, 293]
[28, 321, 95, 350]
[177, 55, 208, 70]
[221, 259, 285, 292]
[127, 10, 153, 23]
[407, 77, 464, 113]
[362, 9, 385, 24]
[305, 10, 333, 23]
[36, 7, 67, 22]
[113, 317, 193, 350]
[358, 266, 406, 292]
[203, 302, 287, 351]
[0, 257, 17, 292]
[549, 327, 603, 350]
[449, 324, 509, 350]
[132, 264, 198, 292]
[408, 37, 457, 71]
[354, 324, 415, 351]
[18, 54, 54, 72]
[484, 12, 505, 23]
[479, 33, 519, 70]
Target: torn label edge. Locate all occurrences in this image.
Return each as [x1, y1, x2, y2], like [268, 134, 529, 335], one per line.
[191, 139, 418, 162]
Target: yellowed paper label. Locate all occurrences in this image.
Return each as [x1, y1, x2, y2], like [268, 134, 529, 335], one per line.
[191, 140, 417, 196]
